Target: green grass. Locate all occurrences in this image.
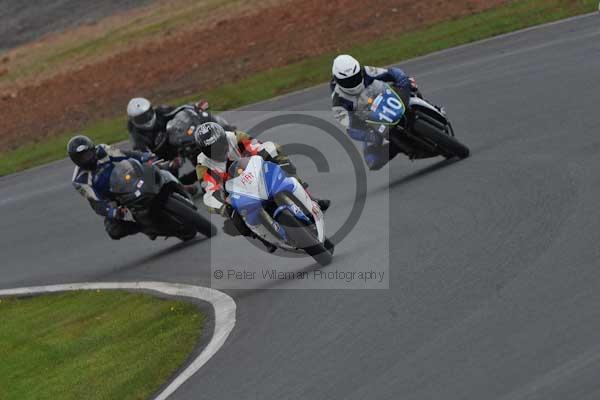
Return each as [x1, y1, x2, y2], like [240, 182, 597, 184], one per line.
[0, 0, 596, 176]
[0, 290, 204, 400]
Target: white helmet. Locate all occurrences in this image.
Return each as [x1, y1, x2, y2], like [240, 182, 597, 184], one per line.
[127, 97, 156, 129]
[332, 54, 364, 95]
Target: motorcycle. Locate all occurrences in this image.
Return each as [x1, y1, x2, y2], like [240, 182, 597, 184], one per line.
[153, 103, 236, 185]
[224, 156, 334, 266]
[356, 81, 470, 160]
[109, 159, 217, 240]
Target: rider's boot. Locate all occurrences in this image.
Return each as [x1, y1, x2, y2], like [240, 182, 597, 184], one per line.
[316, 199, 330, 212]
[301, 182, 331, 213]
[324, 238, 335, 255]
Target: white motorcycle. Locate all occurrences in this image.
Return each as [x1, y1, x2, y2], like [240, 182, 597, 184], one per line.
[224, 155, 334, 266]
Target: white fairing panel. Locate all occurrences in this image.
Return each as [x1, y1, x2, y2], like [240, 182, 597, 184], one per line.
[290, 178, 326, 243]
[225, 156, 269, 200]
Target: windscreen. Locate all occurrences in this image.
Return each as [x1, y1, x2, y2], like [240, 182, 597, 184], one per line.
[167, 110, 202, 148]
[356, 80, 405, 125]
[109, 160, 144, 195]
[227, 157, 252, 180]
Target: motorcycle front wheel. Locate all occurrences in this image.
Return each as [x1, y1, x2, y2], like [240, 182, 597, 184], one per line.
[274, 193, 333, 266]
[164, 193, 218, 238]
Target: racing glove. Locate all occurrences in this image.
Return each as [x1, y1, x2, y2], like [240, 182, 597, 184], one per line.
[409, 77, 424, 99]
[140, 152, 155, 163]
[107, 206, 127, 220]
[168, 156, 183, 172]
[196, 99, 210, 112]
[409, 77, 418, 91]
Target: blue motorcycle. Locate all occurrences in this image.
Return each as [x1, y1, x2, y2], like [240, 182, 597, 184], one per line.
[357, 81, 470, 160]
[225, 156, 333, 266]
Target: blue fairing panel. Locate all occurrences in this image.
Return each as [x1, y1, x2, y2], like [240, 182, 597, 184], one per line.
[366, 86, 405, 126]
[229, 160, 295, 227]
[230, 194, 264, 226]
[263, 161, 296, 196]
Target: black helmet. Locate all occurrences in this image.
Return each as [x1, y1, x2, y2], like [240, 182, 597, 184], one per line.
[67, 135, 98, 170]
[193, 122, 228, 162]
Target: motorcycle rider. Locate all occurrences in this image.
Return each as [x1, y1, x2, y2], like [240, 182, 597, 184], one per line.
[69, 135, 153, 240]
[330, 54, 420, 170]
[193, 122, 330, 252]
[127, 97, 234, 185]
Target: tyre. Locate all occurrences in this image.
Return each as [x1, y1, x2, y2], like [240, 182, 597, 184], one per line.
[274, 194, 332, 266]
[414, 118, 470, 159]
[164, 194, 218, 237]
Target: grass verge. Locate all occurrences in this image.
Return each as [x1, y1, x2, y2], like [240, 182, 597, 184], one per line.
[0, 0, 596, 177]
[0, 290, 204, 400]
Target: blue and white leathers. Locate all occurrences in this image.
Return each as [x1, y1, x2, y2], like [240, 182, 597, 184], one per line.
[225, 156, 326, 251]
[331, 65, 412, 170]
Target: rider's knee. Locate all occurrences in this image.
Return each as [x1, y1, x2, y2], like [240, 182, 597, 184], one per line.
[364, 146, 389, 171]
[104, 219, 134, 240]
[367, 158, 388, 171]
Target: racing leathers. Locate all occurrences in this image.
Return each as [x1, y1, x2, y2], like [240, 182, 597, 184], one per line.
[72, 144, 152, 239]
[331, 66, 414, 170]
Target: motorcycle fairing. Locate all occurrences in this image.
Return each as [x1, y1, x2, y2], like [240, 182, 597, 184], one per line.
[226, 156, 325, 250]
[364, 84, 406, 126]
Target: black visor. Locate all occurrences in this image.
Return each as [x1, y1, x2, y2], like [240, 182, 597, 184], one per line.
[205, 137, 228, 163]
[72, 148, 97, 169]
[133, 108, 155, 126]
[336, 70, 363, 89]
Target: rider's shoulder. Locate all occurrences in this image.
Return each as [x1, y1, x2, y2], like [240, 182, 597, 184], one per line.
[97, 144, 117, 157]
[364, 66, 387, 78]
[233, 130, 250, 142]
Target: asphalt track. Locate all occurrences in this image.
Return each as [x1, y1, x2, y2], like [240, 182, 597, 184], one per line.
[1, 13, 600, 400]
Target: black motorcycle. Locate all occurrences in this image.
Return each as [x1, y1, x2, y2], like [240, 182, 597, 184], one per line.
[356, 81, 470, 160]
[153, 105, 235, 184]
[109, 159, 217, 240]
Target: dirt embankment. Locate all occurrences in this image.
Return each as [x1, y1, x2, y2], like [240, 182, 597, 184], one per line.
[0, 0, 506, 152]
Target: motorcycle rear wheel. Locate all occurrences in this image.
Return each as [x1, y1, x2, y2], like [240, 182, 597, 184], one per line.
[413, 118, 470, 159]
